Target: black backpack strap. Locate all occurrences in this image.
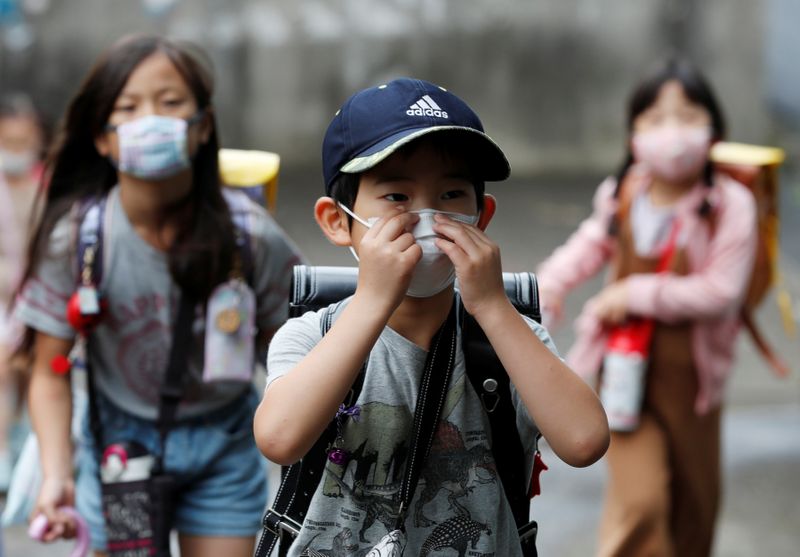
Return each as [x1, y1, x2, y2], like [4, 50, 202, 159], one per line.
[459, 297, 531, 529]
[395, 301, 458, 528]
[153, 294, 196, 472]
[255, 304, 365, 557]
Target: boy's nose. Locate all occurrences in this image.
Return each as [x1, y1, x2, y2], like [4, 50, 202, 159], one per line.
[407, 197, 442, 212]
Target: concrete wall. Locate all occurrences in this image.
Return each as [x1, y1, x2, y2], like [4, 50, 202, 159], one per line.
[0, 0, 786, 176]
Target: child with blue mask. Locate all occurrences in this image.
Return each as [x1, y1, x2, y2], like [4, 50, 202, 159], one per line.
[13, 34, 304, 557]
[255, 77, 609, 556]
[105, 111, 206, 180]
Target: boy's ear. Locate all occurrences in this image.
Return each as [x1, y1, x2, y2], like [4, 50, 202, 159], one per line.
[314, 196, 352, 246]
[476, 194, 496, 231]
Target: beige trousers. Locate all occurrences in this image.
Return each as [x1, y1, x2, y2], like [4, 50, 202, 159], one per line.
[597, 321, 722, 557]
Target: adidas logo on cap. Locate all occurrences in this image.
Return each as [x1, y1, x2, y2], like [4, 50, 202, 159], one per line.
[406, 95, 449, 119]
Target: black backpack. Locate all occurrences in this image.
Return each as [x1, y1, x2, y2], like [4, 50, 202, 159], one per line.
[256, 265, 542, 557]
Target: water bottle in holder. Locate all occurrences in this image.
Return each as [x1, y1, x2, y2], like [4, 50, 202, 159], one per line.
[99, 441, 156, 556]
[600, 318, 655, 431]
[600, 215, 680, 432]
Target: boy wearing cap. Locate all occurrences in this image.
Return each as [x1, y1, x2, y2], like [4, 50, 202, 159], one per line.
[254, 78, 608, 556]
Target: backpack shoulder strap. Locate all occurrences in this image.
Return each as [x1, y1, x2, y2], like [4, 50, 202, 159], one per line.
[698, 196, 789, 377]
[459, 296, 534, 530]
[255, 304, 366, 557]
[222, 188, 255, 285]
[74, 195, 109, 289]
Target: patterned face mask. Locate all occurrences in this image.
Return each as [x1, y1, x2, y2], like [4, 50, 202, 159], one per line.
[632, 125, 712, 184]
[339, 204, 479, 298]
[108, 113, 202, 180]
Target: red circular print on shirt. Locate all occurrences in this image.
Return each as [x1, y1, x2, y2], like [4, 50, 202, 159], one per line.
[117, 319, 170, 403]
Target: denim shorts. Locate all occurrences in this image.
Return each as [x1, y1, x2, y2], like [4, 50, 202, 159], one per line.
[75, 388, 267, 551]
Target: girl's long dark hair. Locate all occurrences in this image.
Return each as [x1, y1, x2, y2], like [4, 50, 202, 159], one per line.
[16, 34, 237, 349]
[611, 57, 727, 232]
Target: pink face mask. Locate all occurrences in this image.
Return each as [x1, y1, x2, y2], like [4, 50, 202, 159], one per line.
[631, 126, 712, 183]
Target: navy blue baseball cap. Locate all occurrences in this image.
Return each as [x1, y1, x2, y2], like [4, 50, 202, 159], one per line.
[322, 77, 511, 194]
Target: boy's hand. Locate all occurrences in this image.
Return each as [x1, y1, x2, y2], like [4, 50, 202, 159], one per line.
[433, 213, 506, 318]
[355, 207, 422, 313]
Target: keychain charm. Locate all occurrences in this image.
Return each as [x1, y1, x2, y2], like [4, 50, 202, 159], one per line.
[327, 403, 360, 466]
[50, 355, 72, 376]
[66, 288, 106, 333]
[203, 278, 256, 383]
[77, 285, 101, 315]
[215, 307, 241, 334]
[528, 450, 549, 498]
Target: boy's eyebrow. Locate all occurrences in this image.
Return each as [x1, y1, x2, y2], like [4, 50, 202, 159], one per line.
[370, 174, 412, 184]
[443, 171, 474, 181]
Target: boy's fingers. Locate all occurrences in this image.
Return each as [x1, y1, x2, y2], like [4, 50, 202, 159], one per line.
[433, 217, 490, 248]
[359, 205, 402, 236]
[434, 238, 468, 266]
[402, 243, 423, 263]
[435, 222, 491, 260]
[391, 231, 418, 252]
[375, 211, 419, 241]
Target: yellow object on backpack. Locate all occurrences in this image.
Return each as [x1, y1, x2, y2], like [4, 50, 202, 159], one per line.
[710, 141, 793, 376]
[219, 149, 280, 212]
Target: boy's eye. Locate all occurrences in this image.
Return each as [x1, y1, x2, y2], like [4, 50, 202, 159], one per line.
[442, 189, 466, 200]
[384, 193, 408, 202]
[114, 105, 136, 113]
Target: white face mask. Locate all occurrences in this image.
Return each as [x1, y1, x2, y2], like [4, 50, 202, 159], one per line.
[339, 204, 479, 298]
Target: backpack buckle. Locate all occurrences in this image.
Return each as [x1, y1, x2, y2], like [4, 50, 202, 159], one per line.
[263, 508, 302, 537]
[481, 378, 500, 413]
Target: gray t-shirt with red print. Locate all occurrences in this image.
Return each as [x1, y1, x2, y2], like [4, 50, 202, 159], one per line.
[15, 186, 303, 419]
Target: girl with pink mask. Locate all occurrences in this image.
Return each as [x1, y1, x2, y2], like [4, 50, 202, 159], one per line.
[537, 59, 757, 556]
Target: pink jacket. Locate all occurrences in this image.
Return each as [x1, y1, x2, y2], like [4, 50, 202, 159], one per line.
[537, 166, 757, 414]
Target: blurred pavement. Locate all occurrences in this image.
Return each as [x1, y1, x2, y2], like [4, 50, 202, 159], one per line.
[3, 170, 799, 556]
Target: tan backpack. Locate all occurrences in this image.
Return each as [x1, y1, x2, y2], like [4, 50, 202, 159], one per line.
[709, 142, 792, 376]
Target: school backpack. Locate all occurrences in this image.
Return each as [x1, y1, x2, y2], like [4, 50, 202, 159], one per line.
[710, 142, 792, 375]
[219, 148, 281, 212]
[256, 266, 544, 557]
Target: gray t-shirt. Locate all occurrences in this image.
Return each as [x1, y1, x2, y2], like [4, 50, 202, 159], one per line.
[15, 186, 304, 419]
[266, 299, 559, 557]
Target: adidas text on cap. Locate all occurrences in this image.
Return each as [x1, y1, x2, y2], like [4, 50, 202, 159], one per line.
[322, 77, 511, 194]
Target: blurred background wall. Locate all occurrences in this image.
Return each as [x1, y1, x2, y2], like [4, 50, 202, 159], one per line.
[0, 0, 798, 177]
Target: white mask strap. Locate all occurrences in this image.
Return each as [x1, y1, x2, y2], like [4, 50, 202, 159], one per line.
[337, 203, 372, 228]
